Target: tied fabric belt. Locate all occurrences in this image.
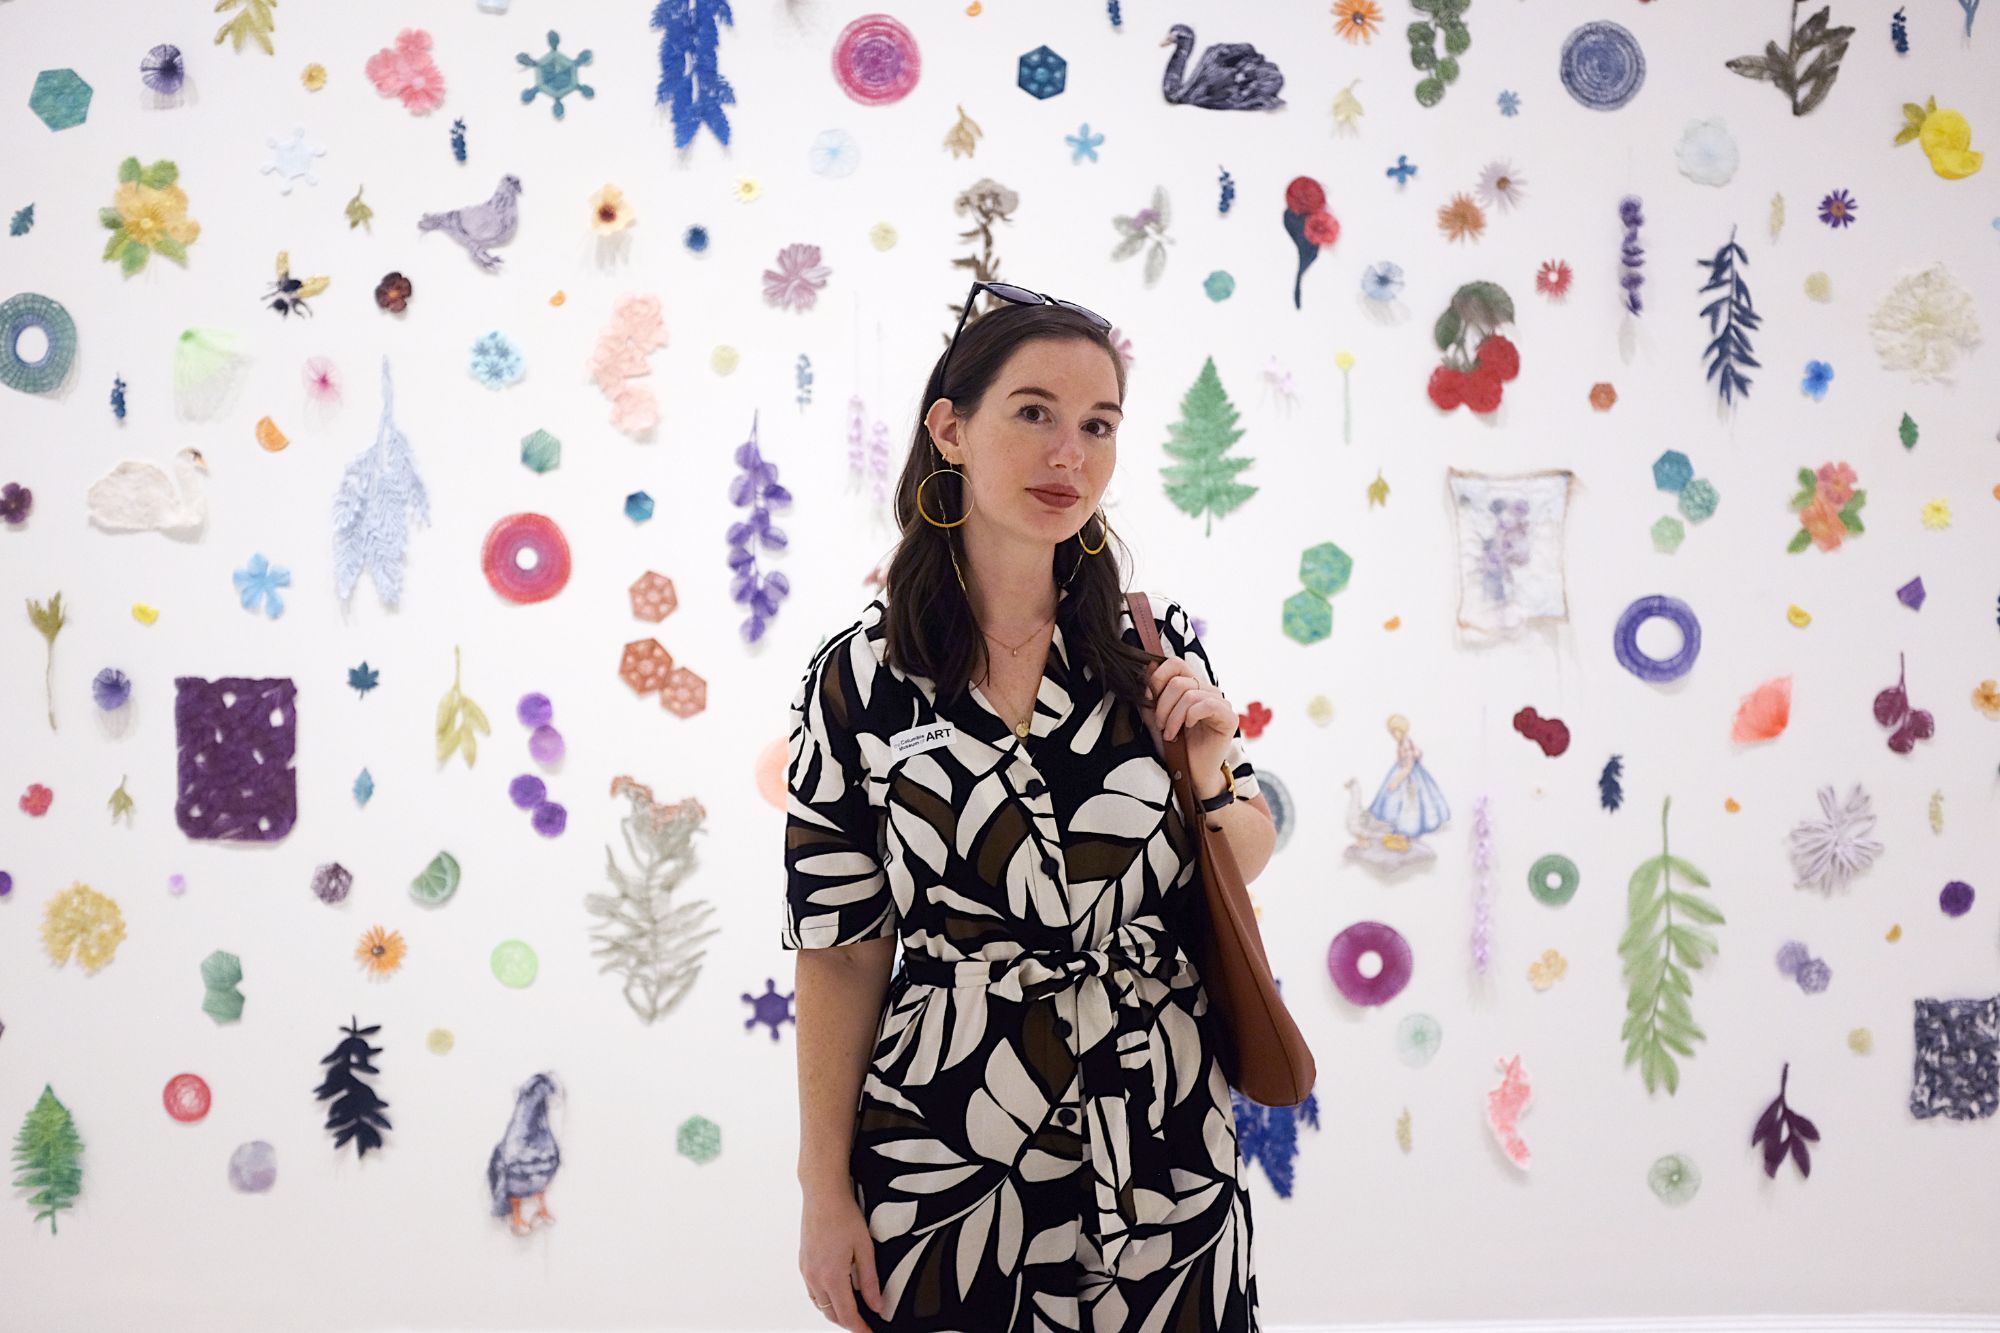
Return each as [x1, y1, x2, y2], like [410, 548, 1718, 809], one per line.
[899, 928, 1189, 1275]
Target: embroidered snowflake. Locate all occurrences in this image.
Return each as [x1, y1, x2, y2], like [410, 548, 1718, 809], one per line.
[259, 126, 325, 193]
[469, 331, 524, 388]
[517, 30, 595, 119]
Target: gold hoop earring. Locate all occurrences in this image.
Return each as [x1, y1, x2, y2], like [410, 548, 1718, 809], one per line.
[916, 466, 973, 529]
[1076, 509, 1109, 555]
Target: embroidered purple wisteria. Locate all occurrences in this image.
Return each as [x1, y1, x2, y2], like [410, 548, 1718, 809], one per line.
[726, 411, 791, 643]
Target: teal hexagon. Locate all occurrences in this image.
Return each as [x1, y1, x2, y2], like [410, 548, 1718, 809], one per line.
[1678, 477, 1719, 522]
[1299, 541, 1353, 598]
[1017, 45, 1067, 99]
[1282, 590, 1332, 644]
[520, 429, 561, 473]
[30, 69, 92, 131]
[1650, 515, 1685, 553]
[677, 1114, 721, 1164]
[1651, 449, 1692, 493]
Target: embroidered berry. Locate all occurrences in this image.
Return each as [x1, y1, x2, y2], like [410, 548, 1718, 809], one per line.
[1462, 367, 1504, 414]
[1475, 333, 1520, 381]
[1427, 365, 1466, 410]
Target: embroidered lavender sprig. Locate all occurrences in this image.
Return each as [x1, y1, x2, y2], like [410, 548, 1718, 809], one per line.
[726, 411, 791, 643]
[1618, 195, 1646, 315]
[1471, 794, 1495, 974]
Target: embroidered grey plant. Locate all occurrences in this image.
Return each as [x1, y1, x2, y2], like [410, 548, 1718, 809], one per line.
[1788, 783, 1883, 894]
[587, 776, 720, 1023]
[1111, 185, 1174, 286]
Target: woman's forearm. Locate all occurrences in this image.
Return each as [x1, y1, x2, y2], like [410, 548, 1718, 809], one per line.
[794, 937, 896, 1201]
[1192, 770, 1278, 882]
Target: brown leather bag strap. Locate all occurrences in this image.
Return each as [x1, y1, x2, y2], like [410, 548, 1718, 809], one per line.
[1125, 591, 1201, 826]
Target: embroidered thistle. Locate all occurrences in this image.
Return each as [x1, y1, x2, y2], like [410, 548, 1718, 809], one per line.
[726, 412, 792, 643]
[1695, 226, 1761, 407]
[331, 359, 431, 607]
[1618, 195, 1645, 315]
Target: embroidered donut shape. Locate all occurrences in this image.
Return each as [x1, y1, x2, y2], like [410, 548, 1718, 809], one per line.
[1327, 920, 1413, 1006]
[481, 512, 571, 604]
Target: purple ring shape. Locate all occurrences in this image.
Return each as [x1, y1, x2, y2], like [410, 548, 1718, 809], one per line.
[1613, 594, 1700, 683]
[481, 512, 571, 604]
[832, 14, 921, 106]
[1326, 921, 1413, 1006]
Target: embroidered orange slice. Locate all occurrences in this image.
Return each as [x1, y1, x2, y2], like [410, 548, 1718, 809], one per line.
[255, 416, 289, 451]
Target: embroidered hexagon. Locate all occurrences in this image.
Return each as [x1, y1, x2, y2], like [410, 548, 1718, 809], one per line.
[30, 69, 92, 130]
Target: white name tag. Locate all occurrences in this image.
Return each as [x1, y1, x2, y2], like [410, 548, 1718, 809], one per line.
[890, 721, 957, 759]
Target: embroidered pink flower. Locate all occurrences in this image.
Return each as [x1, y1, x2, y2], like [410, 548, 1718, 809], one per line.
[20, 783, 53, 816]
[1798, 496, 1846, 551]
[762, 243, 831, 312]
[1815, 461, 1857, 508]
[611, 387, 660, 435]
[366, 30, 446, 115]
[592, 295, 666, 436]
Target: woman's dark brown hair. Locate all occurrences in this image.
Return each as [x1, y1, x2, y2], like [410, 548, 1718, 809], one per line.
[882, 299, 1159, 713]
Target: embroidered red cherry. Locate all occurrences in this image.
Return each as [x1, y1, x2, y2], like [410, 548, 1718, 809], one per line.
[1238, 701, 1272, 739]
[1475, 333, 1521, 382]
[1462, 366, 1505, 414]
[1427, 365, 1466, 410]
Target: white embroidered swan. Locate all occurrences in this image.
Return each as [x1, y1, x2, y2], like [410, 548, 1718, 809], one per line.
[87, 446, 209, 534]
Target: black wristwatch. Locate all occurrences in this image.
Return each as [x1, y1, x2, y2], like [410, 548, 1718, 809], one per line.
[1198, 764, 1239, 812]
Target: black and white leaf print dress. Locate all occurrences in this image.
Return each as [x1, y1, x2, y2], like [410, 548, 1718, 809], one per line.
[782, 587, 1263, 1333]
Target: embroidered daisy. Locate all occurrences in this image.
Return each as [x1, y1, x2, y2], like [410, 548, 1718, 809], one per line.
[1333, 0, 1383, 42]
[1475, 160, 1527, 212]
[1921, 497, 1952, 529]
[356, 924, 407, 977]
[1818, 189, 1857, 228]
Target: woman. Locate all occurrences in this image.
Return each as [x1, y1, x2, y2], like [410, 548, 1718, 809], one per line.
[783, 281, 1278, 1333]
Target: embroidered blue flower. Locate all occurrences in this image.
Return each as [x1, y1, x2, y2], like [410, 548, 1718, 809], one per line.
[233, 553, 291, 618]
[1818, 188, 1857, 228]
[469, 331, 524, 388]
[1386, 154, 1418, 185]
[684, 224, 709, 253]
[93, 667, 132, 710]
[1361, 261, 1405, 303]
[1802, 359, 1834, 400]
[807, 128, 859, 178]
[1065, 123, 1104, 163]
[1498, 90, 1521, 116]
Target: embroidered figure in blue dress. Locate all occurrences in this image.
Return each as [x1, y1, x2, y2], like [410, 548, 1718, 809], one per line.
[1345, 713, 1450, 871]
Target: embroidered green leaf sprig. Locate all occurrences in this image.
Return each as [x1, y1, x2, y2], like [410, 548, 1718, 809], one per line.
[107, 776, 134, 825]
[26, 591, 67, 730]
[1619, 796, 1724, 1095]
[435, 645, 490, 767]
[1725, 1, 1854, 116]
[214, 0, 277, 55]
[1408, 0, 1471, 107]
[12, 1085, 84, 1235]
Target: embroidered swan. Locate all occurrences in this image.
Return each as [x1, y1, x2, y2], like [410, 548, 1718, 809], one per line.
[1159, 24, 1286, 110]
[86, 446, 209, 534]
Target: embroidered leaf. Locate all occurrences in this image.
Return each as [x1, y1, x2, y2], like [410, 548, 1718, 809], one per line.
[1898, 413, 1918, 449]
[1619, 797, 1722, 1096]
[214, 0, 277, 55]
[1786, 527, 1813, 553]
[434, 645, 490, 768]
[347, 662, 380, 697]
[1161, 356, 1256, 538]
[12, 204, 38, 236]
[1727, 4, 1854, 116]
[1598, 754, 1625, 812]
[1750, 1062, 1817, 1180]
[13, 1085, 84, 1234]
[1695, 226, 1761, 409]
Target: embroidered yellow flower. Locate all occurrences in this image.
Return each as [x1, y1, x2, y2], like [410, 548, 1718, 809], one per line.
[41, 882, 128, 973]
[1973, 679, 2000, 719]
[869, 221, 898, 251]
[1335, 349, 1356, 371]
[1921, 497, 1952, 529]
[588, 184, 633, 235]
[731, 175, 762, 204]
[302, 63, 327, 91]
[1527, 948, 1568, 991]
[711, 344, 740, 375]
[103, 158, 199, 275]
[1787, 603, 1812, 627]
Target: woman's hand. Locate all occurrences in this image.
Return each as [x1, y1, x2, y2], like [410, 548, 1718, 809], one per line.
[1144, 655, 1238, 782]
[800, 1190, 884, 1331]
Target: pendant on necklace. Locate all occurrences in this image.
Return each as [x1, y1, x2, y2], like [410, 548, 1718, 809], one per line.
[1014, 720, 1030, 737]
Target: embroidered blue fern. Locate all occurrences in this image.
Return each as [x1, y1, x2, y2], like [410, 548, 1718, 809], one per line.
[651, 0, 736, 150]
[109, 376, 126, 420]
[1217, 165, 1235, 214]
[794, 353, 813, 411]
[1599, 754, 1626, 812]
[449, 118, 467, 163]
[1696, 226, 1761, 408]
[332, 359, 431, 607]
[726, 411, 791, 643]
[1232, 1086, 1320, 1197]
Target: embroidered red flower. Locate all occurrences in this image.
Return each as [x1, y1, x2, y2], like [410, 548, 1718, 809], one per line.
[1535, 259, 1572, 299]
[1303, 210, 1341, 245]
[20, 783, 53, 816]
[1238, 701, 1272, 739]
[1284, 177, 1326, 215]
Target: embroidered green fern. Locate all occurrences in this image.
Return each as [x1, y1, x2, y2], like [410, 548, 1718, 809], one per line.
[1619, 796, 1724, 1095]
[13, 1085, 84, 1235]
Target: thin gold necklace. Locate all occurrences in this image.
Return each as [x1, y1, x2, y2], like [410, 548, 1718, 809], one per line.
[973, 610, 1055, 738]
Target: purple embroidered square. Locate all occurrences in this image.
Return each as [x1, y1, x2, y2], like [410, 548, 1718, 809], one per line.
[1909, 994, 2000, 1122]
[175, 676, 298, 842]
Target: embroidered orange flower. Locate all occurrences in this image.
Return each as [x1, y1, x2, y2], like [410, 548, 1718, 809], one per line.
[1974, 679, 2000, 719]
[1333, 0, 1384, 42]
[1798, 495, 1847, 551]
[357, 925, 407, 977]
[1589, 382, 1617, 411]
[1437, 192, 1485, 244]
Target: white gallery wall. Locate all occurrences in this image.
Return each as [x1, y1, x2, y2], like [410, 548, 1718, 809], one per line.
[2, 0, 1998, 1329]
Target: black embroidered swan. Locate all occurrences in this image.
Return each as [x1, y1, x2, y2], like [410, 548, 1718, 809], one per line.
[1160, 23, 1286, 110]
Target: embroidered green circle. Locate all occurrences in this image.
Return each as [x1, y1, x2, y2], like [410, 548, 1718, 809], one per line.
[490, 938, 538, 987]
[1528, 853, 1579, 906]
[1647, 1152, 1700, 1205]
[0, 292, 78, 395]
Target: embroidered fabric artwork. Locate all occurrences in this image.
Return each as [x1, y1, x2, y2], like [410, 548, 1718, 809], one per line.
[87, 448, 209, 535]
[0, 292, 78, 395]
[173, 327, 249, 420]
[591, 295, 665, 434]
[313, 1016, 391, 1158]
[1911, 996, 2000, 1121]
[1869, 263, 1981, 382]
[174, 676, 298, 842]
[488, 1073, 562, 1234]
[1486, 1055, 1533, 1168]
[40, 882, 127, 972]
[1232, 1086, 1321, 1198]
[332, 359, 431, 607]
[14, 1086, 83, 1235]
[1446, 467, 1573, 639]
[651, 0, 736, 149]
[588, 777, 720, 1022]
[1344, 713, 1448, 871]
[1752, 1062, 1820, 1179]
[366, 29, 446, 114]
[1621, 797, 1721, 1096]
[1788, 784, 1883, 893]
[418, 175, 522, 271]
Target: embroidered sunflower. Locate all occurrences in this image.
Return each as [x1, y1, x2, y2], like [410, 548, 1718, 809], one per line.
[1437, 192, 1485, 243]
[357, 925, 408, 977]
[102, 157, 200, 275]
[1973, 679, 2000, 719]
[1333, 0, 1383, 42]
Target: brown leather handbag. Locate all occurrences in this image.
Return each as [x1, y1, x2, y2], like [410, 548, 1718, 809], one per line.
[1127, 591, 1317, 1107]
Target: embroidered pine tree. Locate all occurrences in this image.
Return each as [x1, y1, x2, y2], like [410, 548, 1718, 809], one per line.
[588, 776, 722, 1023]
[332, 359, 430, 607]
[651, 0, 737, 149]
[1161, 356, 1256, 536]
[313, 1016, 392, 1158]
[12, 1085, 83, 1235]
[214, 0, 277, 55]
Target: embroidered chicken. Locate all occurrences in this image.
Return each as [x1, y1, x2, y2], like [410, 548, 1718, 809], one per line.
[487, 1071, 561, 1235]
[418, 174, 522, 271]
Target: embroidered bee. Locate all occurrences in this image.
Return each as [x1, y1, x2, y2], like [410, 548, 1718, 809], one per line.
[264, 250, 330, 318]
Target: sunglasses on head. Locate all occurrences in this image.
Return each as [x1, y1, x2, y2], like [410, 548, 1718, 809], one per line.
[942, 280, 1113, 378]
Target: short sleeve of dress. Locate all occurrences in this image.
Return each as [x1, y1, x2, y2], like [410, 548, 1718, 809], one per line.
[1157, 598, 1261, 802]
[780, 629, 896, 950]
